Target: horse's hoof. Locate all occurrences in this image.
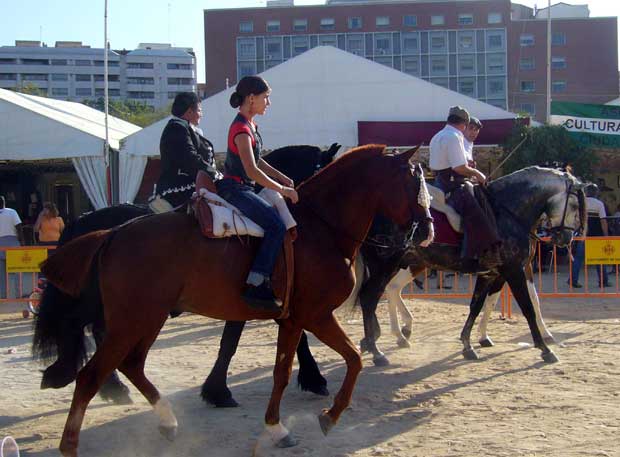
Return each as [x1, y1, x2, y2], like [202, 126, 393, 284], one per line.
[359, 338, 370, 353]
[318, 412, 334, 436]
[479, 337, 494, 348]
[99, 385, 133, 405]
[158, 425, 178, 441]
[306, 384, 329, 397]
[275, 434, 298, 448]
[373, 354, 390, 366]
[462, 348, 479, 360]
[542, 350, 559, 364]
[401, 326, 412, 340]
[396, 338, 411, 349]
[213, 396, 239, 408]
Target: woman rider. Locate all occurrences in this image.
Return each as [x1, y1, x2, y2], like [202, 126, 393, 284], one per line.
[217, 76, 299, 313]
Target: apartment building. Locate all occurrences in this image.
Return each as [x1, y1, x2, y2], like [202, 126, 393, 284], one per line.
[203, 0, 619, 121]
[0, 41, 196, 109]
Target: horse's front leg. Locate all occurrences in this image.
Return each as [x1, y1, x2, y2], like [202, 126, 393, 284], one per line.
[305, 314, 362, 436]
[503, 266, 558, 363]
[460, 274, 501, 360]
[201, 320, 246, 407]
[262, 320, 303, 448]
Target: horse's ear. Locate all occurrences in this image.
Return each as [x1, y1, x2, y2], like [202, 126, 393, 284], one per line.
[395, 144, 422, 164]
[325, 143, 341, 160]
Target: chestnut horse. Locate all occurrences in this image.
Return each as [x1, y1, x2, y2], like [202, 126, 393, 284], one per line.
[40, 144, 432, 456]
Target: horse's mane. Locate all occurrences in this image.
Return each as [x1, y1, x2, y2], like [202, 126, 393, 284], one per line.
[297, 144, 387, 197]
[490, 166, 579, 193]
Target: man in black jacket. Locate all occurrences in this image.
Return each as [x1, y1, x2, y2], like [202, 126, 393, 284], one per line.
[154, 92, 222, 209]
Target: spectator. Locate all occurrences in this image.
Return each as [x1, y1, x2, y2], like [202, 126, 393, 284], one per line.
[0, 195, 23, 298]
[34, 202, 65, 246]
[569, 184, 610, 288]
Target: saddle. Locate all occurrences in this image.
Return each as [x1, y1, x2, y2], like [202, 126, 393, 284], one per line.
[427, 182, 473, 233]
[192, 171, 295, 319]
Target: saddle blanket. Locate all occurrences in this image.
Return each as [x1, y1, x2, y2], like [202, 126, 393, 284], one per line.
[194, 187, 297, 238]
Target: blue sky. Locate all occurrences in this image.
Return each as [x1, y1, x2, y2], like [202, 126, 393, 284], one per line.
[0, 0, 618, 83]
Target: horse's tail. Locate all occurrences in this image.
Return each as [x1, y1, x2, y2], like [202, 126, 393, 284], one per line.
[33, 230, 110, 389]
[41, 230, 110, 298]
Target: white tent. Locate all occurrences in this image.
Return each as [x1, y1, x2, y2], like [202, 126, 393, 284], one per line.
[122, 46, 517, 156]
[0, 88, 142, 208]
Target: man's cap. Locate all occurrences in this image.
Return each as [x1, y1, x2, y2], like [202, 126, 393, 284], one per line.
[469, 116, 483, 129]
[448, 105, 470, 123]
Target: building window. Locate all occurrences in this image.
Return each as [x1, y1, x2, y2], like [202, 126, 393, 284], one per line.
[552, 80, 567, 92]
[265, 38, 283, 60]
[75, 88, 92, 96]
[293, 19, 308, 32]
[488, 13, 502, 24]
[346, 34, 364, 56]
[320, 18, 335, 30]
[127, 62, 154, 69]
[128, 91, 154, 99]
[458, 14, 474, 26]
[459, 77, 476, 97]
[520, 34, 535, 46]
[51, 59, 68, 66]
[402, 32, 419, 54]
[318, 34, 338, 47]
[519, 57, 535, 70]
[292, 36, 309, 56]
[237, 61, 256, 78]
[167, 77, 192, 85]
[430, 55, 448, 75]
[402, 56, 420, 75]
[75, 74, 91, 82]
[239, 21, 253, 33]
[519, 103, 536, 115]
[94, 60, 119, 67]
[95, 88, 120, 97]
[167, 63, 192, 70]
[266, 20, 280, 32]
[552, 32, 566, 46]
[376, 16, 390, 27]
[0, 58, 17, 65]
[21, 58, 49, 65]
[551, 56, 567, 69]
[128, 77, 155, 85]
[51, 73, 68, 81]
[431, 78, 449, 89]
[94, 74, 119, 82]
[21, 73, 47, 81]
[487, 30, 505, 50]
[374, 56, 393, 68]
[0, 73, 17, 80]
[237, 38, 256, 59]
[430, 32, 447, 53]
[431, 15, 445, 26]
[458, 54, 475, 73]
[348, 17, 362, 29]
[487, 53, 505, 74]
[458, 31, 475, 51]
[374, 33, 392, 55]
[51, 88, 69, 96]
[75, 60, 91, 66]
[487, 77, 506, 97]
[403, 15, 417, 27]
[520, 80, 536, 92]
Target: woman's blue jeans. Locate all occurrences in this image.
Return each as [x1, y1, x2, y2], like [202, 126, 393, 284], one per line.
[216, 178, 286, 278]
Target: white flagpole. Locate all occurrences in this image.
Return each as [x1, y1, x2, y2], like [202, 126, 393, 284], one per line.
[546, 0, 552, 123]
[104, 0, 111, 205]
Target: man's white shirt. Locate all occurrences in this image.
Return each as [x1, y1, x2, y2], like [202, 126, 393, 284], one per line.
[0, 208, 21, 238]
[429, 124, 468, 171]
[463, 138, 474, 162]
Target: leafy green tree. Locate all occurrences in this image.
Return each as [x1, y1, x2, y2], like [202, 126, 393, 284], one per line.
[82, 98, 170, 127]
[501, 123, 598, 180]
[13, 82, 47, 97]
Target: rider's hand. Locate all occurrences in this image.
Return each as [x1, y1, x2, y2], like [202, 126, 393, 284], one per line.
[281, 187, 299, 204]
[278, 176, 294, 188]
[475, 170, 487, 184]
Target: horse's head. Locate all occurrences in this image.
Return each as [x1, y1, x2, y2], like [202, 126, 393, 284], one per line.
[378, 146, 434, 245]
[544, 174, 587, 247]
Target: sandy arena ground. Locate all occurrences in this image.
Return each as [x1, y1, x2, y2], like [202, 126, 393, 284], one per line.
[1, 296, 619, 457]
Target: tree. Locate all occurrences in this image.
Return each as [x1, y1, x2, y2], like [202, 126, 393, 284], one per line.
[501, 123, 598, 180]
[13, 82, 47, 97]
[82, 98, 170, 127]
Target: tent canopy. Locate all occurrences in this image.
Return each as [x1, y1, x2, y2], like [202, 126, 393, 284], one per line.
[123, 46, 517, 156]
[0, 88, 140, 161]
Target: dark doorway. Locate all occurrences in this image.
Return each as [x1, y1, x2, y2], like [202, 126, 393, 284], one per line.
[55, 184, 75, 222]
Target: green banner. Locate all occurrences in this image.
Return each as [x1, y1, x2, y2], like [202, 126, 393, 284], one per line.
[550, 101, 620, 148]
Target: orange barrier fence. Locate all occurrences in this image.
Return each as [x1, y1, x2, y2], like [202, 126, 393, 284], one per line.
[401, 236, 620, 317]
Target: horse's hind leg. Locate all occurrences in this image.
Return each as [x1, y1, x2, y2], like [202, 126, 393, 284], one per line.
[92, 322, 133, 405]
[117, 316, 175, 440]
[262, 320, 303, 448]
[59, 338, 134, 457]
[304, 314, 362, 437]
[296, 330, 329, 396]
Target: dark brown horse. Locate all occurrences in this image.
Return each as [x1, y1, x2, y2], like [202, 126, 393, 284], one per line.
[40, 144, 432, 456]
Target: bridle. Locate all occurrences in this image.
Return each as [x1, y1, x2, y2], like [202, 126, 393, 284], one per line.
[545, 182, 584, 238]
